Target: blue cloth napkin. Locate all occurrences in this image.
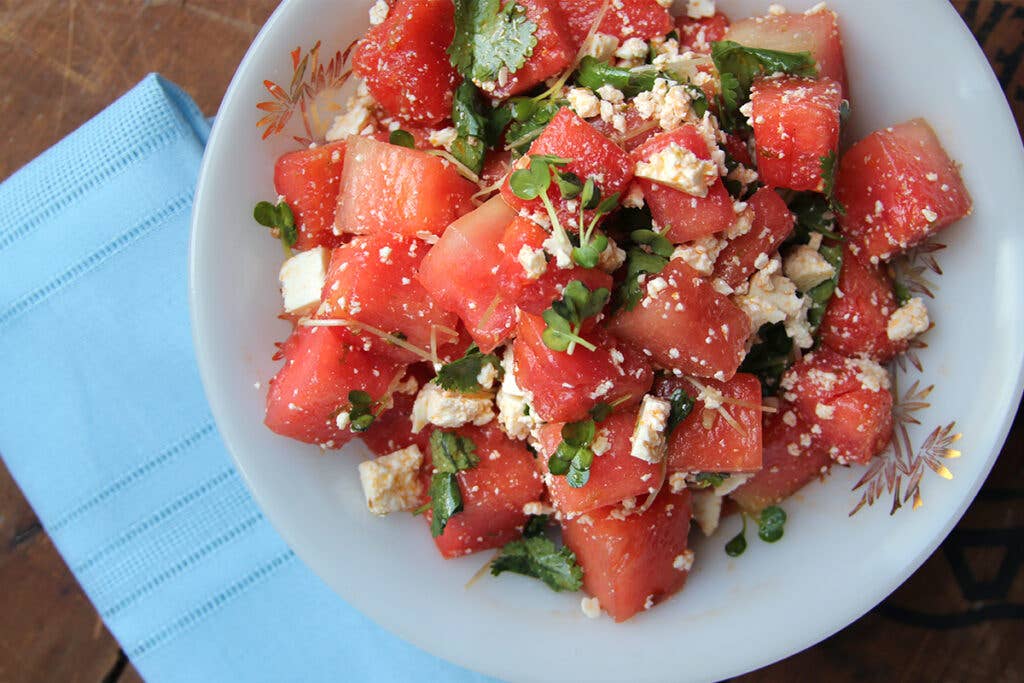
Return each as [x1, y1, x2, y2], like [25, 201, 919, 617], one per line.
[0, 75, 492, 683]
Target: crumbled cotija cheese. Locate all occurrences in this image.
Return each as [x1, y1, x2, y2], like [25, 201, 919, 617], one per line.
[887, 297, 930, 341]
[279, 247, 331, 315]
[566, 87, 600, 119]
[784, 234, 836, 292]
[687, 0, 716, 19]
[635, 143, 718, 197]
[733, 258, 814, 349]
[411, 381, 494, 432]
[357, 445, 424, 515]
[630, 395, 671, 463]
[517, 244, 548, 280]
[672, 235, 726, 276]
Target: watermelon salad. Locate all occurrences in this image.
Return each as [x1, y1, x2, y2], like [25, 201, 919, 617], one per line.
[252, 0, 971, 622]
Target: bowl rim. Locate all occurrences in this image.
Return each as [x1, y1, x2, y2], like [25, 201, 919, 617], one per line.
[189, 1, 1024, 680]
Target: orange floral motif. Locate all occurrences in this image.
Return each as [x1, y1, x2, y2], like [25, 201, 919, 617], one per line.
[850, 239, 963, 516]
[256, 40, 358, 146]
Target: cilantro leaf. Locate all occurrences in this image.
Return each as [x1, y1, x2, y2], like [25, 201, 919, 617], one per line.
[253, 199, 298, 252]
[805, 242, 843, 332]
[893, 279, 913, 307]
[711, 40, 816, 129]
[428, 430, 480, 537]
[491, 535, 584, 592]
[450, 81, 489, 175]
[503, 98, 562, 156]
[436, 343, 502, 393]
[449, 0, 538, 83]
[788, 193, 841, 243]
[739, 322, 794, 396]
[615, 228, 674, 312]
[431, 430, 479, 474]
[429, 473, 463, 538]
[757, 505, 787, 543]
[665, 388, 695, 436]
[541, 280, 609, 354]
[819, 150, 846, 216]
[523, 514, 550, 538]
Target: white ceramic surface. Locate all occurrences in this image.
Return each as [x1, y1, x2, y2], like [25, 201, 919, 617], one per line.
[189, 1, 1024, 681]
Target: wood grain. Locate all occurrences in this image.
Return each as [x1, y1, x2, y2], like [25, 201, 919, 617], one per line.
[0, 1, 1021, 682]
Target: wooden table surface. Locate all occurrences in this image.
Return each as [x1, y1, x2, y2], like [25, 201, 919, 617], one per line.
[0, 2, 1021, 682]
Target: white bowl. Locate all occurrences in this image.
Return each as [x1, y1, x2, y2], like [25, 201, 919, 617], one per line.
[190, 1, 1024, 681]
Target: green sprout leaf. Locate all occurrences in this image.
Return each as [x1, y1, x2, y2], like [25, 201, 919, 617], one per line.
[547, 417, 600, 489]
[491, 535, 584, 592]
[554, 171, 584, 199]
[691, 472, 727, 489]
[435, 344, 503, 393]
[389, 129, 416, 149]
[725, 530, 748, 557]
[253, 199, 298, 252]
[757, 505, 787, 543]
[725, 513, 748, 557]
[541, 280, 609, 354]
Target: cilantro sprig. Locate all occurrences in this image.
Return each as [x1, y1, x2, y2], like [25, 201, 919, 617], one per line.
[739, 322, 794, 396]
[805, 241, 843, 332]
[575, 57, 708, 115]
[450, 81, 489, 175]
[436, 343, 502, 393]
[788, 193, 842, 243]
[541, 280, 610, 354]
[491, 517, 584, 592]
[547, 403, 613, 489]
[253, 198, 298, 254]
[449, 0, 538, 84]
[428, 431, 480, 537]
[819, 150, 846, 216]
[710, 40, 816, 129]
[500, 98, 563, 155]
[617, 228, 674, 311]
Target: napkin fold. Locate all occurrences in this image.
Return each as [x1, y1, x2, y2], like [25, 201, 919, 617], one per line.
[0, 74, 488, 683]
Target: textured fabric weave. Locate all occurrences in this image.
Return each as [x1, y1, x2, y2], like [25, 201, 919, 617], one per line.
[0, 74, 490, 683]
